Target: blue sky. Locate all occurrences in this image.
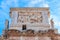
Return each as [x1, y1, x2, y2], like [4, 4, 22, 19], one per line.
[0, 0, 60, 35]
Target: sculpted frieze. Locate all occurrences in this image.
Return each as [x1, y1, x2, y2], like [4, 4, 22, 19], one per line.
[17, 12, 43, 23]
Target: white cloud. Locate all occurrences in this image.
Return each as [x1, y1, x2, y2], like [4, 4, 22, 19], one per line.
[42, 3, 49, 7]
[58, 22, 60, 27]
[25, 0, 49, 7]
[0, 0, 19, 8]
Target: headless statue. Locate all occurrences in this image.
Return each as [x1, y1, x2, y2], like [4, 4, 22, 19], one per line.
[5, 20, 9, 30]
[4, 20, 9, 38]
[50, 19, 54, 28]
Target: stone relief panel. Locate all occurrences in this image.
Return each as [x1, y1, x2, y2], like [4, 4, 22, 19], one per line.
[17, 12, 43, 23]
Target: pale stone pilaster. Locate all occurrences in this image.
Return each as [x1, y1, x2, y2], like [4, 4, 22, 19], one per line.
[11, 11, 18, 25]
[42, 11, 49, 24]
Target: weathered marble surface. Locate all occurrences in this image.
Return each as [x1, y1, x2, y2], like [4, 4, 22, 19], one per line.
[10, 8, 50, 31]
